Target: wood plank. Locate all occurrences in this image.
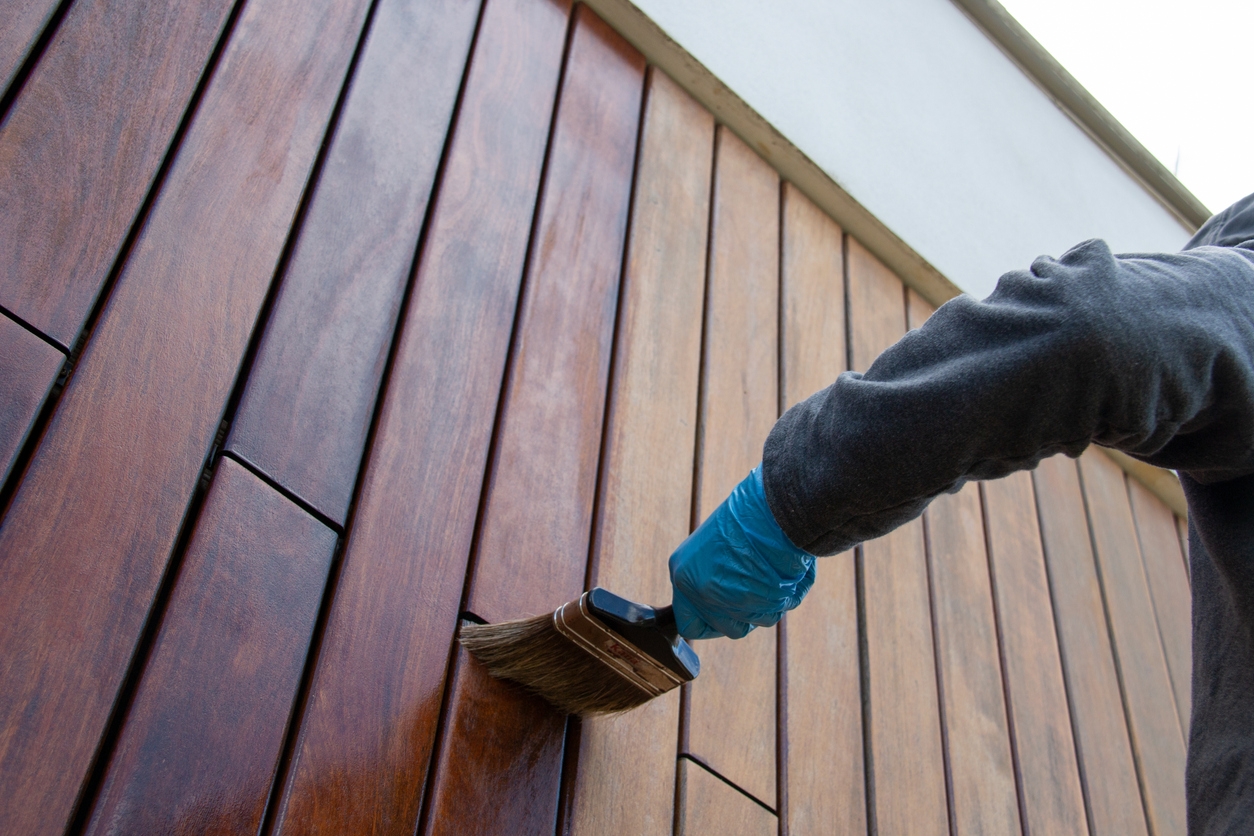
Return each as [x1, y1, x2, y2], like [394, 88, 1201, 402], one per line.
[0, 0, 236, 347]
[906, 286, 935, 331]
[267, 0, 572, 832]
[778, 183, 865, 835]
[1033, 454, 1148, 835]
[83, 457, 336, 836]
[683, 125, 779, 810]
[780, 181, 845, 410]
[1128, 478, 1192, 733]
[927, 484, 1021, 834]
[564, 68, 712, 835]
[983, 472, 1088, 836]
[676, 758, 776, 836]
[424, 643, 568, 836]
[227, 0, 482, 524]
[1078, 450, 1186, 835]
[0, 0, 372, 830]
[1175, 516, 1190, 574]
[0, 312, 63, 488]
[848, 241, 948, 835]
[0, 0, 59, 96]
[426, 11, 643, 833]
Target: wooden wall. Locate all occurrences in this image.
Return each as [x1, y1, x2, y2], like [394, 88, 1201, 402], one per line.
[0, 0, 1191, 833]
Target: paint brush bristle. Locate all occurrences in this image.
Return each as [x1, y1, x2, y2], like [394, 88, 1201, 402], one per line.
[458, 588, 700, 716]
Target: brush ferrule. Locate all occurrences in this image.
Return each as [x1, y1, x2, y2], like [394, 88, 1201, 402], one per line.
[553, 593, 684, 698]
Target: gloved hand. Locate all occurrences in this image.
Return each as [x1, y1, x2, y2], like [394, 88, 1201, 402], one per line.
[669, 465, 816, 640]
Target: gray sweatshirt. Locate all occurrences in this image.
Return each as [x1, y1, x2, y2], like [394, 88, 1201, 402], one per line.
[762, 193, 1254, 834]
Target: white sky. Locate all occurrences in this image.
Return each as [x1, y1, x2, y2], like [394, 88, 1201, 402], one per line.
[998, 0, 1254, 216]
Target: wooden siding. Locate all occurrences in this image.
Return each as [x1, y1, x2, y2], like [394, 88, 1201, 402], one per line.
[0, 2, 1189, 834]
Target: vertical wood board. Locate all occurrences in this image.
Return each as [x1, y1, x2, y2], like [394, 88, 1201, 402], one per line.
[566, 67, 712, 836]
[983, 473, 1089, 836]
[0, 0, 236, 346]
[268, 0, 573, 832]
[0, 313, 63, 488]
[227, 0, 483, 524]
[676, 759, 776, 836]
[683, 126, 780, 810]
[84, 458, 335, 836]
[0, 0, 61, 96]
[0, 0, 372, 830]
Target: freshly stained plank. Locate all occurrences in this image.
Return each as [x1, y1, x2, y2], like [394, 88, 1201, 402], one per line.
[983, 472, 1088, 836]
[1078, 450, 1187, 835]
[0, 0, 236, 347]
[676, 759, 777, 836]
[1128, 478, 1192, 732]
[684, 126, 780, 809]
[848, 241, 948, 835]
[267, 0, 572, 832]
[84, 458, 336, 836]
[424, 644, 567, 836]
[428, 11, 644, 832]
[0, 0, 371, 830]
[227, 0, 482, 524]
[0, 0, 60, 96]
[0, 312, 63, 488]
[565, 68, 712, 835]
[778, 183, 865, 834]
[1033, 454, 1148, 835]
[927, 484, 1021, 834]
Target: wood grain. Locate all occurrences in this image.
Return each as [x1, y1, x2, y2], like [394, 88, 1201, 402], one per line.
[927, 484, 1021, 834]
[1033, 454, 1148, 835]
[778, 182, 865, 835]
[0, 312, 63, 488]
[266, 0, 573, 832]
[0, 0, 371, 830]
[676, 758, 777, 836]
[428, 12, 643, 832]
[906, 286, 935, 331]
[1078, 450, 1186, 835]
[0, 0, 236, 347]
[848, 241, 948, 835]
[1128, 478, 1192, 733]
[683, 125, 780, 810]
[227, 0, 482, 524]
[0, 0, 60, 96]
[1175, 516, 1191, 574]
[780, 181, 844, 410]
[565, 68, 712, 835]
[983, 472, 1088, 836]
[83, 457, 336, 836]
[424, 644, 568, 836]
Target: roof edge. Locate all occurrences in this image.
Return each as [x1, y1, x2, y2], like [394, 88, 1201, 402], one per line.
[950, 0, 1210, 230]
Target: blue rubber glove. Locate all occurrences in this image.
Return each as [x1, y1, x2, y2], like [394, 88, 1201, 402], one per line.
[669, 465, 816, 640]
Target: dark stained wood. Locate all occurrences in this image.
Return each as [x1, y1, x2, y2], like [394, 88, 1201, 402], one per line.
[266, 1, 573, 831]
[1128, 478, 1192, 733]
[227, 0, 482, 524]
[676, 759, 777, 836]
[83, 457, 336, 836]
[1078, 450, 1186, 835]
[0, 0, 236, 347]
[565, 68, 712, 834]
[0, 312, 63, 487]
[0, 0, 372, 830]
[683, 125, 780, 810]
[1033, 454, 1148, 835]
[928, 484, 1021, 834]
[778, 183, 865, 834]
[424, 644, 568, 835]
[983, 472, 1089, 836]
[0, 0, 60, 96]
[848, 241, 948, 835]
[428, 11, 644, 832]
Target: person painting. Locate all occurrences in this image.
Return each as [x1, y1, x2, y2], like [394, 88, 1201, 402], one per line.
[669, 192, 1254, 833]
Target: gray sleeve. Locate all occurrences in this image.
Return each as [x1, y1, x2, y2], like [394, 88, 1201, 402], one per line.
[762, 239, 1254, 556]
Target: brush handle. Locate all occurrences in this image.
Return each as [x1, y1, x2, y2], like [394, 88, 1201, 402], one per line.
[654, 605, 679, 643]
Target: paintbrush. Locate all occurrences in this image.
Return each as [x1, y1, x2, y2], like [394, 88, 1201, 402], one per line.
[458, 587, 700, 716]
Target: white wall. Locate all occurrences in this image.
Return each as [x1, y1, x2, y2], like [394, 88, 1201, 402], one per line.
[627, 0, 1193, 299]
